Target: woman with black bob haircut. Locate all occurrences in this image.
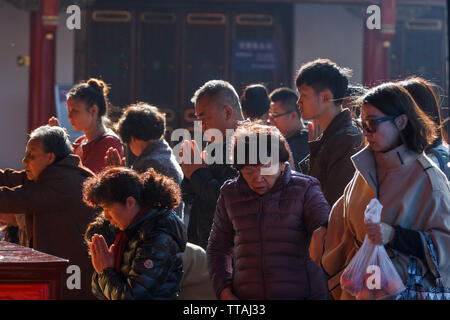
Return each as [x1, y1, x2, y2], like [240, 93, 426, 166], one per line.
[312, 82, 450, 300]
[83, 167, 187, 300]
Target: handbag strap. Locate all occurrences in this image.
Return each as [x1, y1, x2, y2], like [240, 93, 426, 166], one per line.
[422, 232, 445, 288]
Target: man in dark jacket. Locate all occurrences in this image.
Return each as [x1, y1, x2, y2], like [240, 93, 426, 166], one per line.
[269, 87, 309, 172]
[296, 59, 364, 207]
[181, 80, 242, 249]
[0, 125, 96, 299]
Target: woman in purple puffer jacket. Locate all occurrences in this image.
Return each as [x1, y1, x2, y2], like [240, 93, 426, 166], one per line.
[207, 121, 331, 300]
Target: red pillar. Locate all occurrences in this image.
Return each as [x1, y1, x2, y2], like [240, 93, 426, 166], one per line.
[363, 0, 397, 87]
[28, 0, 59, 132]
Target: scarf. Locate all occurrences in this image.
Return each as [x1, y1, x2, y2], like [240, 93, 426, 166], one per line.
[112, 206, 150, 272]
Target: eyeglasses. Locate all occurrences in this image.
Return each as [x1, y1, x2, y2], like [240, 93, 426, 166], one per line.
[359, 115, 396, 134]
[268, 111, 292, 119]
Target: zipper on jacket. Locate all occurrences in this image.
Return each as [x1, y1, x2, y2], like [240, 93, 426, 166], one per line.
[257, 197, 267, 299]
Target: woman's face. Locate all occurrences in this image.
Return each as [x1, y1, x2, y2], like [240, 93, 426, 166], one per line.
[67, 98, 98, 132]
[22, 139, 55, 182]
[240, 162, 286, 195]
[361, 103, 404, 153]
[101, 198, 137, 231]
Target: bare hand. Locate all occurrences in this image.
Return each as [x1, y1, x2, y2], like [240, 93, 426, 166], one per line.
[89, 234, 115, 274]
[48, 117, 61, 127]
[308, 120, 323, 142]
[180, 140, 207, 180]
[309, 226, 327, 265]
[219, 287, 239, 300]
[365, 222, 395, 245]
[104, 147, 125, 167]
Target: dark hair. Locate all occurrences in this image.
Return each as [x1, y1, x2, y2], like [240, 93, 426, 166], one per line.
[191, 80, 241, 113]
[84, 213, 119, 249]
[83, 167, 181, 210]
[344, 84, 368, 119]
[269, 87, 300, 115]
[295, 58, 352, 105]
[230, 121, 291, 171]
[399, 77, 444, 146]
[360, 82, 437, 153]
[240, 84, 270, 119]
[66, 78, 110, 119]
[117, 103, 166, 144]
[29, 125, 74, 162]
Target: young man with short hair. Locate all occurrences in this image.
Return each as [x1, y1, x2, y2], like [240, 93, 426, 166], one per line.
[296, 58, 363, 207]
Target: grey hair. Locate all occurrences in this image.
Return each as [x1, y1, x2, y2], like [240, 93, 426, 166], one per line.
[191, 80, 242, 113]
[29, 125, 74, 162]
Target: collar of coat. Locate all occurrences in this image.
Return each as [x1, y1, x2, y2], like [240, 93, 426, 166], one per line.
[138, 139, 168, 160]
[350, 144, 418, 196]
[124, 207, 170, 235]
[36, 154, 94, 182]
[308, 109, 356, 153]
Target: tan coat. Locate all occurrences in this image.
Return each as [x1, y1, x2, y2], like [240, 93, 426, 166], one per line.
[321, 145, 450, 300]
[179, 242, 216, 300]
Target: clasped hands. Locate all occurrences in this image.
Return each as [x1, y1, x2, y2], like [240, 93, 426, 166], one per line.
[179, 140, 207, 180]
[89, 234, 115, 274]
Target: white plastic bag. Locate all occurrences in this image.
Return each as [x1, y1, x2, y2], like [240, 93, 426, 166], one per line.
[340, 199, 405, 300]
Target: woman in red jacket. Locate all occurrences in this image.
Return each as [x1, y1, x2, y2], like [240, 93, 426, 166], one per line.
[206, 121, 331, 300]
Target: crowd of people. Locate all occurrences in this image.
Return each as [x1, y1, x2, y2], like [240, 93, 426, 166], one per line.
[0, 58, 448, 300]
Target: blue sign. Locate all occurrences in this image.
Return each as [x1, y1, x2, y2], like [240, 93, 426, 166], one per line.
[232, 39, 278, 71]
[55, 85, 83, 142]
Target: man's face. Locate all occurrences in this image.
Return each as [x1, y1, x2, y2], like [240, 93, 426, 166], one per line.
[296, 84, 324, 120]
[22, 139, 54, 182]
[195, 96, 230, 137]
[268, 101, 297, 138]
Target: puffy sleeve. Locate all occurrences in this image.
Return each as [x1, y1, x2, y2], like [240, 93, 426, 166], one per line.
[206, 191, 235, 298]
[95, 232, 181, 300]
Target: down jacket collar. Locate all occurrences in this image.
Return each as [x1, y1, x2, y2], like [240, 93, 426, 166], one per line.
[125, 207, 187, 252]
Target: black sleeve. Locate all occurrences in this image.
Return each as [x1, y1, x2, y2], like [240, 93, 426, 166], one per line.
[390, 225, 426, 261]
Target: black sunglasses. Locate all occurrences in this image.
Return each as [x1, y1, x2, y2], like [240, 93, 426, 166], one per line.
[359, 115, 397, 133]
[268, 111, 292, 119]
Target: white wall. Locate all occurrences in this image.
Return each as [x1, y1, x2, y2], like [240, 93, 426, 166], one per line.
[0, 1, 29, 169]
[56, 11, 74, 85]
[0, 2, 74, 169]
[293, 3, 364, 86]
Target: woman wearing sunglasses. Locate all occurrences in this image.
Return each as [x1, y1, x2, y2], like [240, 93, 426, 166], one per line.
[309, 82, 450, 300]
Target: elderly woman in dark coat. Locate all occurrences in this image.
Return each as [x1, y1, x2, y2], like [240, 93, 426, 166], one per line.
[207, 121, 331, 300]
[0, 125, 96, 299]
